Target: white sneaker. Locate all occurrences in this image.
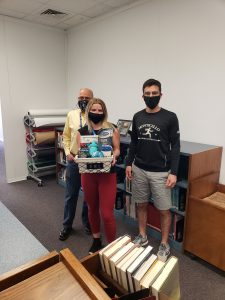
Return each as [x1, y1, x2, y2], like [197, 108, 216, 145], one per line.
[157, 243, 170, 262]
[133, 234, 149, 246]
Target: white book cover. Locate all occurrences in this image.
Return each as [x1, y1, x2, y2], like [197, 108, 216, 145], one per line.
[120, 247, 144, 291]
[109, 242, 136, 281]
[99, 236, 122, 272]
[140, 259, 166, 289]
[116, 247, 140, 285]
[133, 254, 157, 291]
[127, 245, 153, 292]
[103, 235, 131, 276]
[151, 256, 180, 300]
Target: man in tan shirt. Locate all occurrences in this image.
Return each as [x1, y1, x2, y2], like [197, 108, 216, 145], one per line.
[59, 88, 93, 241]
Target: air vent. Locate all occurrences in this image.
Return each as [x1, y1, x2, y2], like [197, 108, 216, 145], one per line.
[41, 9, 68, 17]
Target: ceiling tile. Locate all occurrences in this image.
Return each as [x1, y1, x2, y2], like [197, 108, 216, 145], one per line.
[0, 0, 142, 29]
[0, 0, 43, 14]
[23, 7, 74, 25]
[36, 0, 52, 3]
[0, 8, 26, 18]
[46, 0, 100, 14]
[54, 22, 72, 30]
[24, 14, 61, 26]
[105, 0, 139, 8]
[63, 14, 91, 25]
[82, 3, 113, 18]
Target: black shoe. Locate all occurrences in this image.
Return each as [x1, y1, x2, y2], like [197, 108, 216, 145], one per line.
[59, 228, 72, 241]
[84, 224, 92, 235]
[89, 238, 103, 254]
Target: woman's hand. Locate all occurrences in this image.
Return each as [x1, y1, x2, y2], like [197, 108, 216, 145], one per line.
[111, 155, 117, 166]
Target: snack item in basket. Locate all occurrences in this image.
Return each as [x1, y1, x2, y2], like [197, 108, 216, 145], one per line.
[92, 151, 104, 158]
[78, 149, 89, 158]
[88, 141, 104, 158]
[98, 128, 113, 146]
[88, 141, 98, 155]
[101, 145, 112, 157]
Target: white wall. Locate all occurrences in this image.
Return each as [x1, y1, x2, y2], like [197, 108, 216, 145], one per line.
[0, 16, 67, 182]
[67, 0, 225, 183]
[0, 99, 3, 141]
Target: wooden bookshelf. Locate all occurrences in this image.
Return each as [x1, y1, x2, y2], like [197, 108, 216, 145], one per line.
[184, 173, 225, 270]
[55, 127, 67, 188]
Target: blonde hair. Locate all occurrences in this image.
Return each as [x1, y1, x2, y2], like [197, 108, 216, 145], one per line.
[85, 98, 113, 132]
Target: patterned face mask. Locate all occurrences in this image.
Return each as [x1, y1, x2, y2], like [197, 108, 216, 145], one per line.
[78, 100, 88, 112]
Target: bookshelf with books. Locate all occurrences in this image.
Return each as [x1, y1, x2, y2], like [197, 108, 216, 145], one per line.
[115, 137, 222, 252]
[55, 127, 67, 188]
[115, 136, 133, 212]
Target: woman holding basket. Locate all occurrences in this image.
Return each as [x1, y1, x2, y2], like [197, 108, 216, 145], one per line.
[77, 98, 120, 254]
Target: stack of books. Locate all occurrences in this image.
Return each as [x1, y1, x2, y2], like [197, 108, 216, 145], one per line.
[99, 235, 180, 300]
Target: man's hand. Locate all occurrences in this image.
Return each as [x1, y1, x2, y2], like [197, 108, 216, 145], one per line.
[166, 174, 177, 188]
[66, 154, 74, 161]
[126, 166, 132, 180]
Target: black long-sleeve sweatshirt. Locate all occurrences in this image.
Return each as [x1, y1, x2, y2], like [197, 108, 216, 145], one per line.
[126, 108, 180, 175]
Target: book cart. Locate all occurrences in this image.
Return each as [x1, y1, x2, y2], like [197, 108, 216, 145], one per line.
[115, 136, 222, 253]
[25, 128, 56, 186]
[0, 248, 157, 300]
[24, 110, 67, 186]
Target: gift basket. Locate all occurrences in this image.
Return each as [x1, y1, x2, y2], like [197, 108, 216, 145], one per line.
[75, 132, 113, 173]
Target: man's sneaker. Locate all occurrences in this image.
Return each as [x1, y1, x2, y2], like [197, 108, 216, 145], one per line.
[89, 238, 103, 254]
[133, 234, 149, 246]
[157, 243, 170, 262]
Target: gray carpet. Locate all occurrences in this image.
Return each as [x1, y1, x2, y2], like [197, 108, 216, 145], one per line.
[0, 141, 224, 299]
[0, 201, 48, 275]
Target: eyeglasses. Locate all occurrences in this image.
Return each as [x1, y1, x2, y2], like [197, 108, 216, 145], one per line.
[143, 91, 160, 96]
[78, 96, 90, 101]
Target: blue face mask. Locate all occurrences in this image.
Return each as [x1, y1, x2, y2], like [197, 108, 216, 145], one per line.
[143, 95, 160, 109]
[78, 100, 88, 112]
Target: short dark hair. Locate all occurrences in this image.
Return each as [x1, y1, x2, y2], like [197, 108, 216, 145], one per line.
[142, 78, 161, 93]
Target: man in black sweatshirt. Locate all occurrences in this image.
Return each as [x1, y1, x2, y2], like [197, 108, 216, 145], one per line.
[126, 78, 180, 262]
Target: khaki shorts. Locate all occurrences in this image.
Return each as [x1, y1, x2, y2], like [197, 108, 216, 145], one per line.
[132, 164, 171, 210]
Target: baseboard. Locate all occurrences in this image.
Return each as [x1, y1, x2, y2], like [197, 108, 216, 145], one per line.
[7, 176, 27, 183]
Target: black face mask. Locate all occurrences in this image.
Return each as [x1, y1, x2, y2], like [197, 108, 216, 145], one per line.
[78, 100, 88, 112]
[143, 95, 160, 110]
[88, 112, 105, 124]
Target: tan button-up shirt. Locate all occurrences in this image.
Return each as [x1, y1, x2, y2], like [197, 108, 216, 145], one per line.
[63, 109, 86, 156]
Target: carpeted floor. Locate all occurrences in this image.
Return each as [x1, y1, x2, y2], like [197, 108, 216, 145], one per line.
[0, 141, 224, 299]
[0, 201, 48, 274]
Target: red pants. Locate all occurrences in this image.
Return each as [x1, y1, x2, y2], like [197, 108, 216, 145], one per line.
[81, 173, 117, 243]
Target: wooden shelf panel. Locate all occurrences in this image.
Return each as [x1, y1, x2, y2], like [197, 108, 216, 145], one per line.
[0, 262, 91, 300]
[0, 249, 111, 300]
